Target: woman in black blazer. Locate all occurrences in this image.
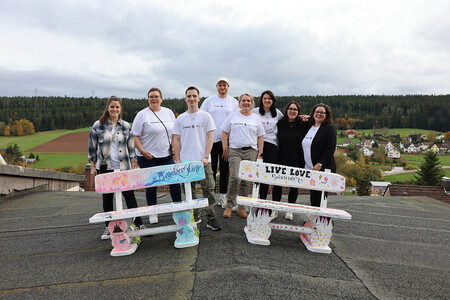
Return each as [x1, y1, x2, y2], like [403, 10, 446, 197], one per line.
[299, 103, 337, 207]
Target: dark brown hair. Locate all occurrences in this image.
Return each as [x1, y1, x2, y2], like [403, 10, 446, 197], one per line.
[309, 103, 333, 125]
[258, 90, 277, 118]
[99, 96, 122, 124]
[281, 101, 301, 122]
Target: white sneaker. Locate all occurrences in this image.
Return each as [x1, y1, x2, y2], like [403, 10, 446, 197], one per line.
[149, 215, 158, 224]
[101, 227, 110, 240]
[285, 211, 293, 220]
[232, 205, 238, 212]
[272, 211, 278, 219]
[139, 225, 147, 230]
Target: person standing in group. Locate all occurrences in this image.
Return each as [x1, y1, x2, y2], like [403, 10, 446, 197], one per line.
[271, 101, 307, 220]
[221, 93, 265, 219]
[88, 96, 145, 240]
[172, 86, 222, 231]
[200, 78, 238, 207]
[251, 90, 283, 201]
[132, 88, 181, 222]
[300, 103, 337, 207]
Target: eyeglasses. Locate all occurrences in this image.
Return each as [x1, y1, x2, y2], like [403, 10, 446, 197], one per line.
[314, 111, 326, 115]
[288, 108, 298, 111]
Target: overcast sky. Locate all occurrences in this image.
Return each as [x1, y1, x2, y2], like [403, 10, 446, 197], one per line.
[1, 0, 449, 99]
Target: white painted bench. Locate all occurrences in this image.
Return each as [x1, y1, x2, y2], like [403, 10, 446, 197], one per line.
[89, 161, 208, 256]
[236, 160, 351, 254]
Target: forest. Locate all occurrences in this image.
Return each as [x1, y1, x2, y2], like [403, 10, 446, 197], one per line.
[0, 94, 448, 132]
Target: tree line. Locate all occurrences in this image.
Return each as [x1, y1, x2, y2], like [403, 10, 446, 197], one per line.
[0, 94, 448, 132]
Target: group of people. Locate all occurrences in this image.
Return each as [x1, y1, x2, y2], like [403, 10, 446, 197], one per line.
[88, 77, 337, 240]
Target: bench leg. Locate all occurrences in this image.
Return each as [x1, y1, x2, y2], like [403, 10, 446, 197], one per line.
[244, 207, 272, 246]
[109, 218, 139, 257]
[173, 210, 199, 248]
[300, 216, 333, 254]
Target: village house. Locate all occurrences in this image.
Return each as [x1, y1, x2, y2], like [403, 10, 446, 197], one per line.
[361, 146, 374, 157]
[427, 143, 440, 153]
[387, 147, 401, 159]
[342, 138, 353, 147]
[370, 181, 391, 196]
[343, 129, 357, 138]
[403, 143, 418, 153]
[384, 142, 394, 152]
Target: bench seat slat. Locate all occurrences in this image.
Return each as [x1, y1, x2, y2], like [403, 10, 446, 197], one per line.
[89, 198, 208, 223]
[237, 197, 351, 220]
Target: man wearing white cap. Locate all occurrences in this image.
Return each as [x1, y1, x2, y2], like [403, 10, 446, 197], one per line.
[200, 77, 238, 207]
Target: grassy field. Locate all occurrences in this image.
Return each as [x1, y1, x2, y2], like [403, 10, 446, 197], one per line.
[402, 154, 450, 165]
[383, 169, 450, 182]
[0, 127, 90, 151]
[31, 152, 87, 170]
[337, 128, 444, 144]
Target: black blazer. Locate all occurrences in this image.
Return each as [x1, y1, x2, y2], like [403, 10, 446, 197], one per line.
[299, 123, 337, 172]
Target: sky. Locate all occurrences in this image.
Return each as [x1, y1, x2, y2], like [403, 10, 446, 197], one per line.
[0, 0, 449, 99]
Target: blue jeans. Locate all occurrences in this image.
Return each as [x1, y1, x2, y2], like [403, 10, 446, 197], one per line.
[136, 155, 182, 206]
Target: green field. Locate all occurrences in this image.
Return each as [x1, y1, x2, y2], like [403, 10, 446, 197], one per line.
[0, 127, 90, 151]
[383, 169, 450, 182]
[31, 152, 88, 171]
[337, 128, 444, 144]
[402, 154, 450, 165]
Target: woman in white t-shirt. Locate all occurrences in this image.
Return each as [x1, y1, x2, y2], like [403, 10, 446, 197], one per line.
[132, 88, 182, 209]
[221, 93, 265, 219]
[251, 90, 283, 200]
[300, 103, 337, 207]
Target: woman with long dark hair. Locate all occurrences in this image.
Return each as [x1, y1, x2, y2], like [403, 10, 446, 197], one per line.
[88, 96, 144, 240]
[251, 90, 283, 200]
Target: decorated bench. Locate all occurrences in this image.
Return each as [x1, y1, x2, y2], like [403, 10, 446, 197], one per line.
[236, 160, 351, 254]
[89, 161, 208, 257]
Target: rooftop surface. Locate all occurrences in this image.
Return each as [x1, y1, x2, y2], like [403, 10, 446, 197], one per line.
[0, 191, 449, 299]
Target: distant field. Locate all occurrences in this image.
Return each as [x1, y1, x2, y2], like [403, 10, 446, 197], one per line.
[30, 152, 87, 170]
[337, 128, 444, 144]
[383, 169, 450, 182]
[0, 127, 90, 151]
[402, 154, 450, 166]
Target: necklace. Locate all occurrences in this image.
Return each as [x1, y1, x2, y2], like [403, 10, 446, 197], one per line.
[190, 112, 197, 121]
[289, 121, 295, 128]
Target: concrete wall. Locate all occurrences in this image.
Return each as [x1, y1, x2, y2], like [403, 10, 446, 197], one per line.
[0, 164, 85, 195]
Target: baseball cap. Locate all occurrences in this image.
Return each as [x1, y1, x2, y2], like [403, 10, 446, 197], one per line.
[216, 77, 229, 85]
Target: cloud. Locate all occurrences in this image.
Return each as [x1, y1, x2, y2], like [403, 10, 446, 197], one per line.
[0, 0, 449, 98]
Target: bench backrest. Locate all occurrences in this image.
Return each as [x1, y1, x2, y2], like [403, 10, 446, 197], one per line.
[95, 161, 205, 210]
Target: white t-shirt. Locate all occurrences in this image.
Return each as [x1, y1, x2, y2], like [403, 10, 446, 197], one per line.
[132, 107, 176, 158]
[172, 110, 216, 162]
[302, 125, 321, 169]
[200, 95, 238, 143]
[110, 124, 120, 169]
[221, 111, 265, 150]
[251, 108, 283, 146]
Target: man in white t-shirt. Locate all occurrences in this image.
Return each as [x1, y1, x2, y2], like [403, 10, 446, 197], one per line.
[200, 77, 238, 207]
[172, 86, 222, 231]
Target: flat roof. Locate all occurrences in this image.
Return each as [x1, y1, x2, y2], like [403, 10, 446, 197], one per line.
[0, 191, 449, 299]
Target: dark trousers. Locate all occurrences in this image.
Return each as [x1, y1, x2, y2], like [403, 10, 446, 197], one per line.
[210, 141, 229, 194]
[310, 190, 327, 207]
[101, 169, 142, 227]
[259, 142, 278, 199]
[271, 186, 299, 203]
[136, 155, 182, 206]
